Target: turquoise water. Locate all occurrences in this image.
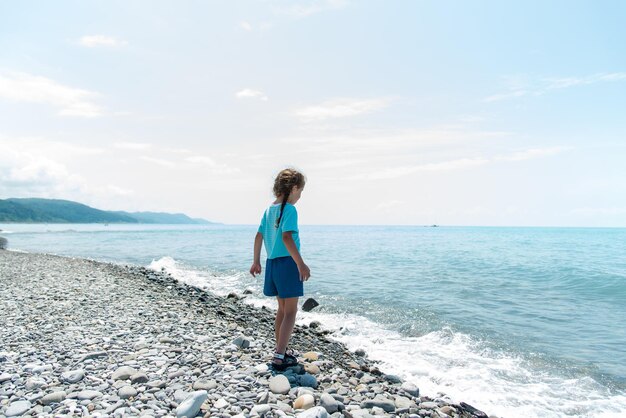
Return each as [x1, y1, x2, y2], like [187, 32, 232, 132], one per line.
[2, 224, 625, 417]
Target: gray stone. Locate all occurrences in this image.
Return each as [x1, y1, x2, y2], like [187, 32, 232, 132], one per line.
[119, 385, 138, 399]
[77, 390, 102, 400]
[130, 372, 149, 384]
[269, 375, 290, 394]
[297, 406, 329, 418]
[232, 336, 250, 349]
[192, 380, 217, 390]
[214, 398, 229, 409]
[62, 369, 85, 383]
[320, 393, 341, 413]
[5, 400, 31, 417]
[420, 401, 438, 409]
[41, 391, 66, 405]
[401, 382, 419, 397]
[0, 372, 12, 383]
[384, 374, 402, 384]
[112, 366, 137, 380]
[251, 404, 272, 415]
[176, 390, 208, 418]
[361, 397, 395, 413]
[394, 395, 415, 409]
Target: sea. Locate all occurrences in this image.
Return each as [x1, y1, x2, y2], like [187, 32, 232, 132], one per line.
[1, 223, 625, 418]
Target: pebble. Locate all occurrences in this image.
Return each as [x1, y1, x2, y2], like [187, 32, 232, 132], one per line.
[5, 400, 32, 417]
[112, 366, 137, 380]
[176, 390, 208, 418]
[62, 369, 85, 383]
[77, 389, 103, 400]
[269, 375, 291, 394]
[297, 406, 329, 418]
[41, 391, 66, 405]
[293, 393, 315, 410]
[320, 393, 341, 413]
[119, 385, 138, 399]
[401, 382, 419, 397]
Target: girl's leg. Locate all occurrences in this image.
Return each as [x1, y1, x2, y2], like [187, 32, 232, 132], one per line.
[276, 297, 298, 354]
[275, 297, 286, 348]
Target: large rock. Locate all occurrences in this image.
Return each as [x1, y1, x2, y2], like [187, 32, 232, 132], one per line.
[360, 396, 395, 412]
[400, 381, 419, 397]
[62, 369, 85, 383]
[112, 366, 137, 380]
[319, 393, 341, 413]
[302, 298, 319, 312]
[176, 390, 208, 418]
[5, 400, 31, 417]
[269, 375, 291, 394]
[77, 390, 102, 400]
[0, 237, 7, 250]
[293, 394, 315, 410]
[119, 385, 137, 399]
[41, 391, 66, 405]
[297, 406, 328, 418]
[296, 373, 318, 389]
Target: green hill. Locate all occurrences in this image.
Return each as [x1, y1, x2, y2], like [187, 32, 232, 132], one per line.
[0, 198, 213, 224]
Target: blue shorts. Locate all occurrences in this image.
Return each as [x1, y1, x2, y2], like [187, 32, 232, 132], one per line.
[264, 256, 303, 299]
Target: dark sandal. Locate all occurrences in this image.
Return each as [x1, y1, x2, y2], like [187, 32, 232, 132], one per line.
[271, 352, 298, 371]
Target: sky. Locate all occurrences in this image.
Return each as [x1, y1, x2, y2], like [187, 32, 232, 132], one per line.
[1, 0, 625, 226]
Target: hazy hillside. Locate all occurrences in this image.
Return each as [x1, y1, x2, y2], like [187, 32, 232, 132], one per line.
[0, 198, 213, 224]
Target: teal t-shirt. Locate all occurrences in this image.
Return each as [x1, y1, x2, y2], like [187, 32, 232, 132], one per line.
[258, 203, 300, 259]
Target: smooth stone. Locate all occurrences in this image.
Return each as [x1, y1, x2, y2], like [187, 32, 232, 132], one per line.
[303, 352, 319, 361]
[420, 401, 438, 409]
[384, 374, 402, 384]
[251, 404, 272, 415]
[401, 382, 419, 397]
[302, 298, 319, 312]
[304, 364, 320, 374]
[176, 390, 208, 418]
[232, 336, 250, 349]
[41, 391, 66, 405]
[146, 380, 166, 389]
[77, 390, 102, 400]
[25, 377, 46, 390]
[360, 397, 395, 413]
[214, 398, 229, 409]
[32, 365, 53, 374]
[320, 393, 341, 413]
[293, 394, 315, 410]
[0, 373, 12, 383]
[394, 395, 414, 409]
[297, 374, 318, 389]
[112, 366, 137, 380]
[130, 372, 149, 384]
[297, 406, 328, 418]
[119, 386, 138, 399]
[254, 364, 269, 373]
[5, 400, 31, 417]
[62, 369, 85, 383]
[269, 375, 290, 394]
[159, 336, 178, 344]
[192, 380, 217, 390]
[355, 349, 366, 357]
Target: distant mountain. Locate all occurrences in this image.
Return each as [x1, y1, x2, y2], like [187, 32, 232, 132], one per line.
[0, 198, 214, 224]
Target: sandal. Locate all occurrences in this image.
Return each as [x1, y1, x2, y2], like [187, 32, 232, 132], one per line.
[271, 352, 298, 371]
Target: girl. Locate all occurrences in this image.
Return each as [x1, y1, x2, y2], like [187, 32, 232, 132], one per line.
[250, 168, 311, 370]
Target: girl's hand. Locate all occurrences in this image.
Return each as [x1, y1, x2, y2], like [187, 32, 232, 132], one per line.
[298, 262, 311, 282]
[250, 262, 262, 277]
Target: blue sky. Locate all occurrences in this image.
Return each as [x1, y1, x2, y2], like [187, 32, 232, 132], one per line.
[1, 0, 625, 226]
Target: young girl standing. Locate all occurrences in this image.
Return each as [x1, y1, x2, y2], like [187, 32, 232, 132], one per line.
[250, 168, 310, 370]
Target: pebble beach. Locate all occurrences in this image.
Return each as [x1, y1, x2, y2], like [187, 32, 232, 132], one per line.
[0, 250, 491, 418]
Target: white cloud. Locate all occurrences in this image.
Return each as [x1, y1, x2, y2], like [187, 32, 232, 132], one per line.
[239, 21, 253, 31]
[485, 72, 626, 102]
[0, 72, 103, 117]
[139, 156, 176, 168]
[235, 88, 269, 101]
[79, 35, 128, 48]
[495, 146, 569, 162]
[114, 142, 152, 150]
[272, 0, 349, 18]
[295, 98, 391, 121]
[186, 155, 240, 174]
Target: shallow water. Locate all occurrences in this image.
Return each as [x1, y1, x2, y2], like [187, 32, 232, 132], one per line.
[2, 223, 625, 417]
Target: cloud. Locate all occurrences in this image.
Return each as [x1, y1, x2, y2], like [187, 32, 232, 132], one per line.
[0, 72, 103, 117]
[295, 98, 391, 121]
[186, 155, 240, 174]
[494, 146, 570, 162]
[235, 89, 269, 101]
[79, 35, 128, 48]
[139, 156, 176, 168]
[114, 142, 152, 150]
[239, 21, 253, 31]
[485, 72, 626, 102]
[272, 0, 349, 18]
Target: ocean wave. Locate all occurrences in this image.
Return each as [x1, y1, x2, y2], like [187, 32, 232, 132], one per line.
[148, 256, 626, 418]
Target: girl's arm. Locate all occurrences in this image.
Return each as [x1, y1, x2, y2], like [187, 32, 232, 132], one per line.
[282, 232, 311, 281]
[250, 232, 263, 277]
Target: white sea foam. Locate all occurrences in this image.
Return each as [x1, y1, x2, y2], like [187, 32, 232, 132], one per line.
[148, 256, 626, 418]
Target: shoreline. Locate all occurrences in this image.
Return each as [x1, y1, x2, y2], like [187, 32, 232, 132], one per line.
[0, 250, 491, 418]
